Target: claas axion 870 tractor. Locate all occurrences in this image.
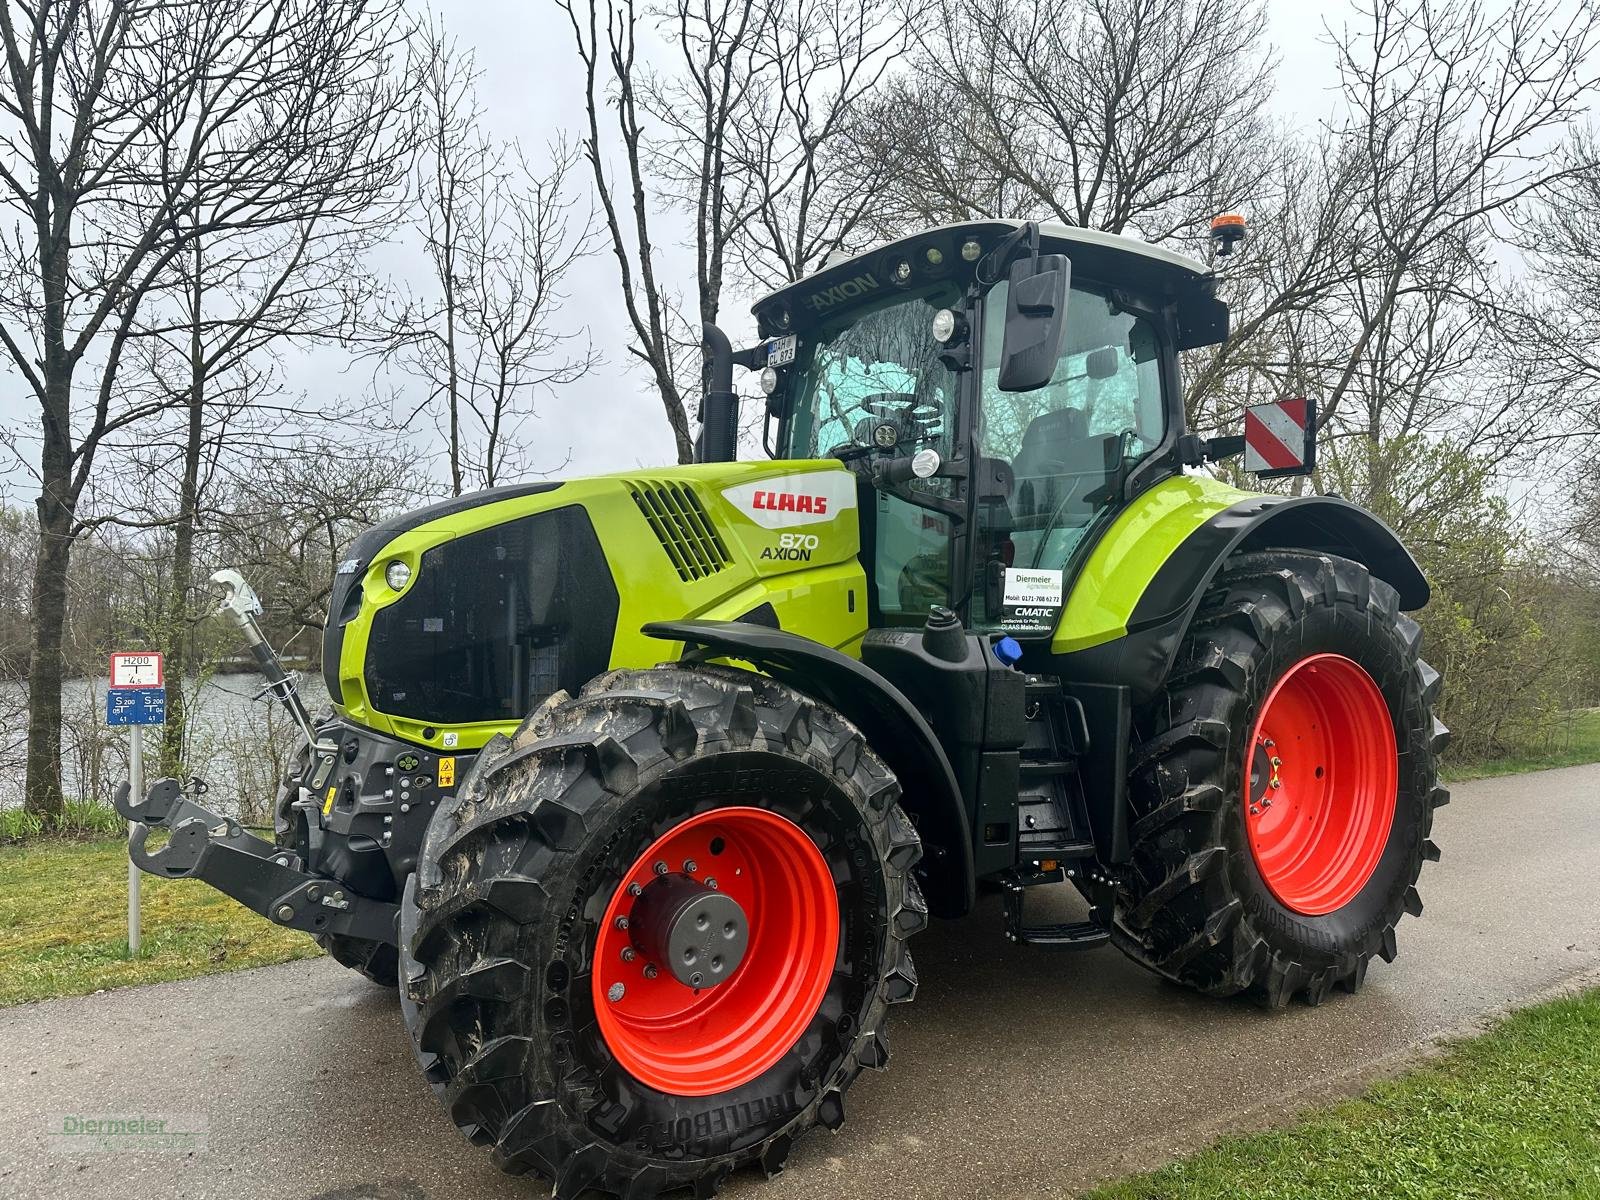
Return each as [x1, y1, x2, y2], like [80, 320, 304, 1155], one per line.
[118, 217, 1448, 1198]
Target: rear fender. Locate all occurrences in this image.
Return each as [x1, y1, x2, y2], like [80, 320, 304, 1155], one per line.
[643, 619, 977, 918]
[1055, 491, 1429, 706]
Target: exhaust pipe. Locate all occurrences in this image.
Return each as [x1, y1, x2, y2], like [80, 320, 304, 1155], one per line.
[698, 322, 738, 464]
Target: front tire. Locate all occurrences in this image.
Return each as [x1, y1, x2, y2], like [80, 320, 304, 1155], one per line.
[318, 933, 399, 987]
[400, 665, 924, 1198]
[1114, 551, 1449, 1006]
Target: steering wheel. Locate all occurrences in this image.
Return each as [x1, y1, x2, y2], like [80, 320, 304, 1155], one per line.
[828, 393, 946, 463]
[860, 392, 944, 434]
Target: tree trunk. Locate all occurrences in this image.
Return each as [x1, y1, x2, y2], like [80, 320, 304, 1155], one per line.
[162, 235, 206, 775]
[24, 375, 75, 821]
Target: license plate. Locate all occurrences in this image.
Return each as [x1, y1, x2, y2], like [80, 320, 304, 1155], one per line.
[767, 335, 797, 367]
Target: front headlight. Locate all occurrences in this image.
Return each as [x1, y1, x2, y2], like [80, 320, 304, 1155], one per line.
[385, 559, 412, 591]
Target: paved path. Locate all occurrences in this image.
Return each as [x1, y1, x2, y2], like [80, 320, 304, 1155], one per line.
[1, 764, 1596, 1200]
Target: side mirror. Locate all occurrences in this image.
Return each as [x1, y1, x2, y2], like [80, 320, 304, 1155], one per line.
[1243, 396, 1316, 478]
[997, 253, 1071, 393]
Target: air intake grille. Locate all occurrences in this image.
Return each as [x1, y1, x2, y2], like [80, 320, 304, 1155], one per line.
[628, 480, 732, 581]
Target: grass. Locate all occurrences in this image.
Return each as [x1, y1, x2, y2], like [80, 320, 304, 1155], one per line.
[1087, 987, 1600, 1200]
[0, 834, 321, 1007]
[0, 798, 127, 841]
[1444, 708, 1600, 781]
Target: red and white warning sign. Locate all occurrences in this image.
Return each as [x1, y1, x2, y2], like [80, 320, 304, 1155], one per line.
[1243, 397, 1314, 475]
[109, 652, 164, 689]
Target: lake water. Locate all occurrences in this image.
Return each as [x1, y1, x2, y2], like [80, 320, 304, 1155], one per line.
[0, 672, 328, 823]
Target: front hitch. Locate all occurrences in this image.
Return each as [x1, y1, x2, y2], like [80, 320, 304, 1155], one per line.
[115, 776, 398, 946]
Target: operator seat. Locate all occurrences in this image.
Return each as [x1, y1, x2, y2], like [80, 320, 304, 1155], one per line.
[1012, 407, 1089, 521]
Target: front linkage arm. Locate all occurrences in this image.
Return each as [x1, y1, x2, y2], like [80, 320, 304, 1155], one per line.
[115, 776, 398, 946]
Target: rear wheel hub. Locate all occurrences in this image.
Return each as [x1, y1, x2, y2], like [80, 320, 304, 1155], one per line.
[1244, 653, 1398, 916]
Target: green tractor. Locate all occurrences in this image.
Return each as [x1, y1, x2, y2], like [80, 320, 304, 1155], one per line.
[117, 218, 1448, 1198]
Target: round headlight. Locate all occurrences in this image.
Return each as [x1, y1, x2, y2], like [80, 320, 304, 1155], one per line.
[911, 449, 942, 479]
[931, 308, 959, 343]
[773, 304, 791, 330]
[385, 560, 411, 591]
[961, 239, 983, 262]
[759, 366, 779, 394]
[891, 257, 913, 284]
[925, 246, 944, 266]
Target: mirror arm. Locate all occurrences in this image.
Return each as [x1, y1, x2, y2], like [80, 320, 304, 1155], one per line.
[1177, 432, 1245, 466]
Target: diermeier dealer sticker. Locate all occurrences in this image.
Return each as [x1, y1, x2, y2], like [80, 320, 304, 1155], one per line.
[1002, 568, 1064, 607]
[721, 471, 858, 530]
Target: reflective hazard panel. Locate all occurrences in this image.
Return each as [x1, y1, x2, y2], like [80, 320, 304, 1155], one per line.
[1243, 397, 1316, 477]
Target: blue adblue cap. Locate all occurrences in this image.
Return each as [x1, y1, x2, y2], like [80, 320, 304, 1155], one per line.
[992, 637, 1023, 668]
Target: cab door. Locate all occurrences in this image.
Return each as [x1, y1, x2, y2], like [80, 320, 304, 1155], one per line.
[965, 281, 1171, 637]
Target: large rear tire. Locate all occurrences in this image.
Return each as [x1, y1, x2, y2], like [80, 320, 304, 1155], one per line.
[399, 664, 924, 1198]
[1113, 551, 1449, 1006]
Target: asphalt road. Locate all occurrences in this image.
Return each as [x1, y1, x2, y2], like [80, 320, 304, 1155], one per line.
[2, 764, 1597, 1200]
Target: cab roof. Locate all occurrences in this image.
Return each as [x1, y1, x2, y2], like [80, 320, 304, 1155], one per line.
[752, 219, 1228, 350]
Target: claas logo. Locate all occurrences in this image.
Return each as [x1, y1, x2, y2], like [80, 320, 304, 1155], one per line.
[752, 490, 828, 515]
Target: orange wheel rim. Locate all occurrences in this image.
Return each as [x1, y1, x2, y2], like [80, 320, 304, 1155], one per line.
[591, 807, 839, 1096]
[1244, 654, 1397, 916]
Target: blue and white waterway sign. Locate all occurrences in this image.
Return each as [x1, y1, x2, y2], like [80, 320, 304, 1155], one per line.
[106, 687, 166, 726]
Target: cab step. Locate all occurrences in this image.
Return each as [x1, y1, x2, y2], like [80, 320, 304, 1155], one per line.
[1002, 875, 1110, 950]
[1008, 920, 1110, 949]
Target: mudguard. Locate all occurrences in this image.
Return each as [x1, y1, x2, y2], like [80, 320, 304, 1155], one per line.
[1055, 488, 1430, 704]
[643, 619, 977, 917]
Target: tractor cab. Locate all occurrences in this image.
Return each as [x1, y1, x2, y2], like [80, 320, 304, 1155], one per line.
[728, 221, 1230, 640]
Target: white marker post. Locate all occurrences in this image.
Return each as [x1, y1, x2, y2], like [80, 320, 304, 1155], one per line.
[109, 652, 165, 959]
[128, 725, 141, 955]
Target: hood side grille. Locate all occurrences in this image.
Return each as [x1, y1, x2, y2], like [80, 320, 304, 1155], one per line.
[628, 480, 732, 581]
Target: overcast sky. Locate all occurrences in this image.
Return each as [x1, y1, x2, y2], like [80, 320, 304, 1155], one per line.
[0, 0, 1345, 503]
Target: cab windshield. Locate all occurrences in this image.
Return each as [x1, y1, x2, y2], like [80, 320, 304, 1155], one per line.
[781, 283, 961, 621]
[781, 283, 961, 463]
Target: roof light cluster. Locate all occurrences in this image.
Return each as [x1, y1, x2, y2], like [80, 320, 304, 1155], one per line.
[757, 233, 994, 336]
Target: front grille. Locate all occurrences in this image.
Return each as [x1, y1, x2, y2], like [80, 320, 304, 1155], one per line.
[628, 480, 732, 581]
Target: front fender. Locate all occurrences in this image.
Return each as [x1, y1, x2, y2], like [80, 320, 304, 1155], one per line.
[643, 619, 977, 918]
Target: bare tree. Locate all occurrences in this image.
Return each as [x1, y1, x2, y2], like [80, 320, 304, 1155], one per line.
[560, 0, 914, 462]
[0, 0, 412, 818]
[373, 29, 594, 495]
[115, 136, 407, 773]
[559, 0, 708, 462]
[1181, 0, 1598, 496]
[732, 0, 917, 285]
[856, 0, 1277, 240]
[209, 438, 427, 645]
[1306, 0, 1598, 439]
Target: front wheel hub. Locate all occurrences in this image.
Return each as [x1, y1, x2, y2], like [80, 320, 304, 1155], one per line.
[630, 874, 749, 987]
[592, 806, 840, 1096]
